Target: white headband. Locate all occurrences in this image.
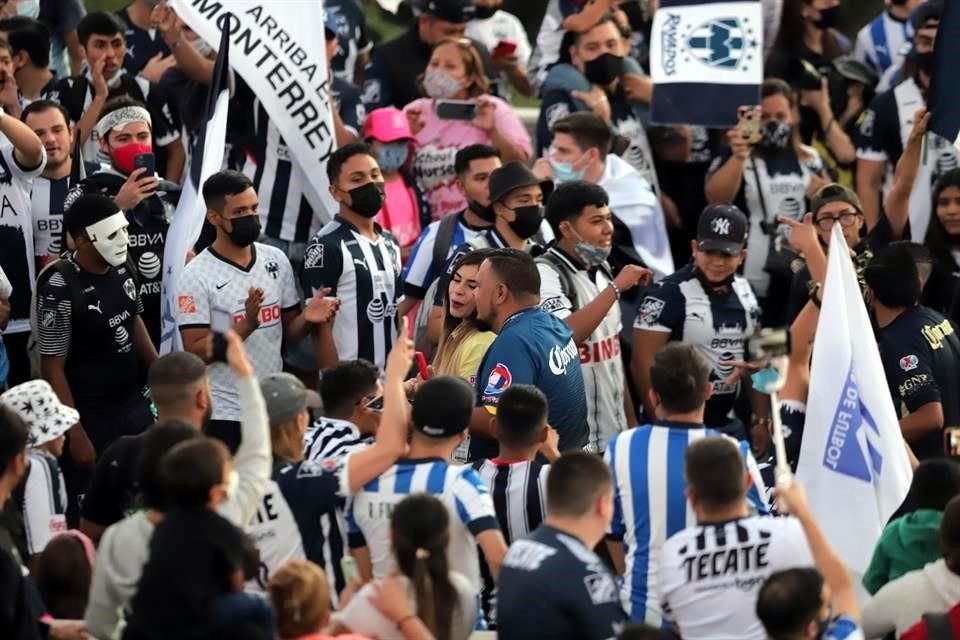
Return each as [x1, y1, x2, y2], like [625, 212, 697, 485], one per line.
[94, 106, 152, 140]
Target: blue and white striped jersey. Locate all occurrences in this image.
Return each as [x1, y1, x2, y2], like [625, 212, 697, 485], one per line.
[854, 10, 911, 76]
[401, 211, 489, 300]
[347, 457, 499, 592]
[604, 422, 769, 625]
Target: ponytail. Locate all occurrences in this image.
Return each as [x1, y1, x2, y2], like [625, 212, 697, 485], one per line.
[392, 496, 461, 640]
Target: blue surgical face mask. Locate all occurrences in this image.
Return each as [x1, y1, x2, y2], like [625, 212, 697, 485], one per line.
[377, 142, 409, 172]
[571, 227, 610, 267]
[16, 0, 39, 19]
[548, 148, 587, 183]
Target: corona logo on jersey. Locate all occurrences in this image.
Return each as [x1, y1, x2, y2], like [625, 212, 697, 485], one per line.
[482, 363, 512, 403]
[549, 339, 579, 376]
[233, 302, 282, 328]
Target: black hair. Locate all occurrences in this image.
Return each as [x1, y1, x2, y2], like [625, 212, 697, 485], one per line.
[757, 568, 826, 639]
[3, 17, 49, 67]
[148, 352, 208, 413]
[0, 403, 27, 482]
[864, 243, 922, 308]
[138, 421, 201, 510]
[0, 16, 34, 34]
[547, 451, 612, 518]
[21, 99, 70, 128]
[325, 142, 376, 184]
[618, 624, 676, 640]
[64, 193, 121, 237]
[552, 112, 613, 156]
[77, 12, 125, 48]
[558, 12, 620, 65]
[650, 343, 712, 414]
[771, 0, 844, 61]
[319, 359, 380, 417]
[924, 168, 960, 276]
[898, 459, 960, 515]
[684, 437, 746, 508]
[32, 534, 92, 619]
[202, 170, 255, 213]
[412, 376, 475, 437]
[483, 248, 541, 301]
[545, 180, 609, 236]
[454, 144, 500, 176]
[496, 385, 548, 449]
[391, 494, 459, 640]
[438, 248, 493, 346]
[160, 437, 230, 509]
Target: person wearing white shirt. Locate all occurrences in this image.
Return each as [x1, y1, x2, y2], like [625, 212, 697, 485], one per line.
[466, 0, 534, 97]
[659, 437, 814, 640]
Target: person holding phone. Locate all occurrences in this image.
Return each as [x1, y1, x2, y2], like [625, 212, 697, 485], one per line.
[177, 170, 339, 454]
[405, 37, 531, 222]
[64, 95, 180, 349]
[466, 0, 535, 97]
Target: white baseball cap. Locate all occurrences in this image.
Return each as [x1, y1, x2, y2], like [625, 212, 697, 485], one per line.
[1, 380, 79, 448]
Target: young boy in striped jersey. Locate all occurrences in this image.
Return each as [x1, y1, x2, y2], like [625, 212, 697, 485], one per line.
[473, 384, 559, 626]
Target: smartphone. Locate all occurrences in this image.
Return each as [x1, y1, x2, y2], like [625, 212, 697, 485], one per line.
[491, 40, 518, 58]
[737, 105, 762, 144]
[211, 306, 231, 363]
[945, 427, 960, 457]
[134, 152, 156, 176]
[340, 555, 359, 584]
[436, 99, 477, 121]
[415, 351, 431, 380]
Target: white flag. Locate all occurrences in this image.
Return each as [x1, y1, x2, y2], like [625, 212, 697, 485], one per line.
[170, 0, 336, 218]
[797, 223, 913, 573]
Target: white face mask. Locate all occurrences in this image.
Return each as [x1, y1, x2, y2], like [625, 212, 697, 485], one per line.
[85, 212, 129, 267]
[16, 0, 39, 19]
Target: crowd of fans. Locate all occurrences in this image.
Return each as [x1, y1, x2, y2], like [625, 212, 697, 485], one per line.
[2, 0, 960, 638]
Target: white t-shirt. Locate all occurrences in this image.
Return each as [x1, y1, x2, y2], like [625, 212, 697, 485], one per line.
[0, 143, 47, 334]
[176, 243, 299, 421]
[659, 515, 814, 640]
[335, 572, 478, 640]
[22, 449, 67, 554]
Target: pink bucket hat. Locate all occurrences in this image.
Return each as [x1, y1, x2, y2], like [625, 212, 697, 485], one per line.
[363, 107, 414, 143]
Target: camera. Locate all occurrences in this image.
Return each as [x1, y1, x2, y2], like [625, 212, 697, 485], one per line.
[788, 58, 824, 92]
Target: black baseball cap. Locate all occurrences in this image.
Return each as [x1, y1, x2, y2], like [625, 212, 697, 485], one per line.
[696, 203, 748, 255]
[412, 376, 475, 438]
[810, 183, 863, 216]
[420, 0, 476, 23]
[488, 161, 544, 204]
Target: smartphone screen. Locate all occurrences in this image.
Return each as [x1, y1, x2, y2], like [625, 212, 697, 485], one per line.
[211, 307, 230, 362]
[436, 99, 477, 121]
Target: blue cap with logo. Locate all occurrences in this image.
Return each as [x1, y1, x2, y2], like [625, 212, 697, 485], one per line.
[696, 203, 748, 256]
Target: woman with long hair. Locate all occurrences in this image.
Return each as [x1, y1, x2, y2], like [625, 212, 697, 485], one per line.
[332, 494, 477, 640]
[405, 37, 531, 221]
[766, 0, 849, 79]
[432, 249, 496, 384]
[705, 78, 829, 325]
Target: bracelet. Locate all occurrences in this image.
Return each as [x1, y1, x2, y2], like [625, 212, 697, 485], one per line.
[397, 615, 417, 628]
[809, 283, 822, 309]
[608, 281, 621, 300]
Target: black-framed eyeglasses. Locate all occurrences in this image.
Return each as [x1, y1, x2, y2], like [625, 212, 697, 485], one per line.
[814, 211, 860, 231]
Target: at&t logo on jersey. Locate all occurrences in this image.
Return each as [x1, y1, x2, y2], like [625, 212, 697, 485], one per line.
[482, 363, 512, 403]
[549, 339, 579, 375]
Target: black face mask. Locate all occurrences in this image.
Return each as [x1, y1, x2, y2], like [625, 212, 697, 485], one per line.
[584, 52, 624, 86]
[915, 51, 936, 77]
[468, 199, 495, 222]
[813, 5, 840, 30]
[506, 204, 544, 239]
[227, 214, 261, 247]
[620, 1, 646, 32]
[473, 4, 499, 20]
[347, 181, 386, 218]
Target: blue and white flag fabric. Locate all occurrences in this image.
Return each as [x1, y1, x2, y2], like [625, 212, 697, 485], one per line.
[797, 224, 913, 574]
[158, 18, 231, 354]
[650, 0, 763, 127]
[927, 0, 960, 150]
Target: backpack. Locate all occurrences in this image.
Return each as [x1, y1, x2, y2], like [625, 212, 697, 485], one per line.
[535, 250, 580, 310]
[413, 214, 463, 355]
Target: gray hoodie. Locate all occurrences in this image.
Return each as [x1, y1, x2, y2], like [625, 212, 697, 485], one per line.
[83, 375, 269, 640]
[862, 558, 960, 638]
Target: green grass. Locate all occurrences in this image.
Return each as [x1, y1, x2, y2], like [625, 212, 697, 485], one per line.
[85, 0, 127, 11]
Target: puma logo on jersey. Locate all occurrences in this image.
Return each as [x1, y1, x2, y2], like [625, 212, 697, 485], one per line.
[87, 301, 102, 314]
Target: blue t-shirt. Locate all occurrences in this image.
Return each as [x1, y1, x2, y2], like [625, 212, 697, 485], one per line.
[473, 307, 587, 459]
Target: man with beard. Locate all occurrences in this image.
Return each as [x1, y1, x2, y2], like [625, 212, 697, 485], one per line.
[78, 351, 212, 543]
[23, 100, 91, 266]
[37, 193, 157, 525]
[467, 247, 588, 461]
[857, 0, 957, 240]
[64, 96, 180, 349]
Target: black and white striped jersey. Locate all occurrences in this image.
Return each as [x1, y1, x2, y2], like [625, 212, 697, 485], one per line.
[473, 457, 550, 545]
[303, 417, 371, 464]
[300, 216, 401, 371]
[30, 175, 72, 259]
